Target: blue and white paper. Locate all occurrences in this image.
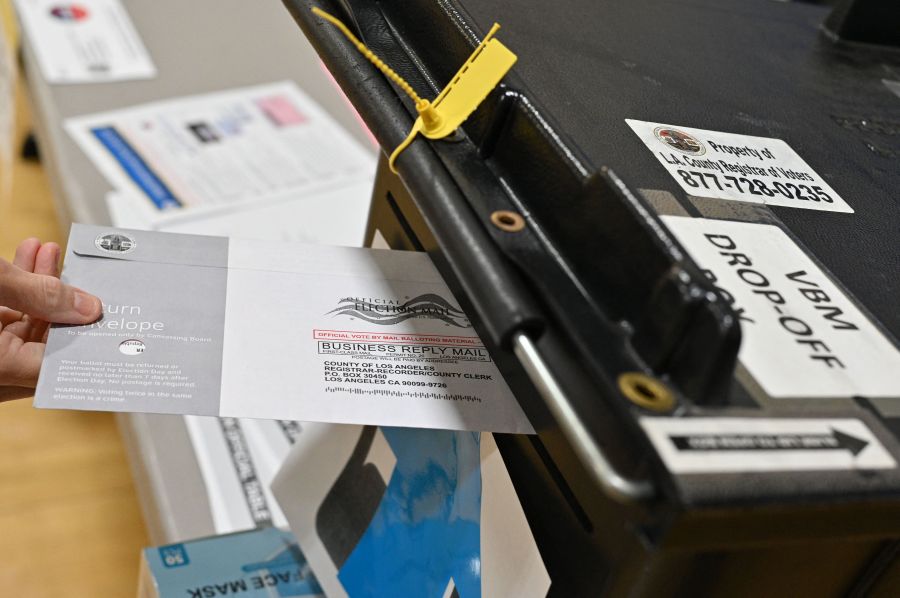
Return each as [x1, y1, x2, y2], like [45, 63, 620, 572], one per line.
[142, 527, 322, 598]
[272, 425, 550, 598]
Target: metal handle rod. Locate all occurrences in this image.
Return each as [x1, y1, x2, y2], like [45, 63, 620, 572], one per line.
[512, 332, 655, 503]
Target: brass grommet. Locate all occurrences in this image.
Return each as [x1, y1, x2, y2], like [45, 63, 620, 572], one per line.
[490, 210, 526, 232]
[618, 372, 675, 412]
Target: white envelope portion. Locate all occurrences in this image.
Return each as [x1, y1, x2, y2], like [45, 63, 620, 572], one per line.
[36, 225, 533, 434]
[271, 425, 550, 597]
[219, 239, 533, 433]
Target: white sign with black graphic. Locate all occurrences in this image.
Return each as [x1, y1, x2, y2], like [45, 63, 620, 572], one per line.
[626, 119, 853, 213]
[662, 217, 900, 398]
[641, 417, 896, 473]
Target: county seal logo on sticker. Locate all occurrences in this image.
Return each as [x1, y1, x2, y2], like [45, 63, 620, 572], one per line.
[654, 126, 705, 156]
[95, 233, 136, 254]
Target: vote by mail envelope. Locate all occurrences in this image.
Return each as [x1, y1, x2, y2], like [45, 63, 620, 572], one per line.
[34, 224, 533, 434]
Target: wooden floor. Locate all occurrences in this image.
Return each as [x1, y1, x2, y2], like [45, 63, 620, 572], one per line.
[0, 5, 150, 596]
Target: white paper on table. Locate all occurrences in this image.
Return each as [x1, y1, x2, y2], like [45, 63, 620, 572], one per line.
[105, 190, 151, 229]
[271, 424, 550, 598]
[67, 81, 375, 216]
[183, 415, 300, 533]
[105, 178, 372, 247]
[13, 0, 155, 84]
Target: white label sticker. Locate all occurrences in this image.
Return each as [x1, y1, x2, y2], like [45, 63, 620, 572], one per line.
[626, 119, 853, 213]
[641, 417, 896, 473]
[662, 217, 900, 398]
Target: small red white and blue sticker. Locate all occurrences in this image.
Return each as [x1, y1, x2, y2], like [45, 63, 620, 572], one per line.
[49, 4, 89, 21]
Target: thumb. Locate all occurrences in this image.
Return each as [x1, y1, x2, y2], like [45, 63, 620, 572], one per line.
[0, 259, 102, 324]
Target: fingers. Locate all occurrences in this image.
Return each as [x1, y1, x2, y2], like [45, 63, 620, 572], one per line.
[29, 243, 62, 341]
[13, 238, 40, 273]
[0, 307, 23, 327]
[0, 240, 73, 400]
[2, 315, 36, 341]
[12, 240, 60, 278]
[0, 386, 36, 402]
[16, 243, 62, 342]
[3, 313, 50, 344]
[0, 331, 42, 388]
[34, 242, 61, 278]
[28, 315, 51, 344]
[0, 259, 102, 324]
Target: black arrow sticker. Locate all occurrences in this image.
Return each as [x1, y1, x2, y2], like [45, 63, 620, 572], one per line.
[670, 427, 868, 456]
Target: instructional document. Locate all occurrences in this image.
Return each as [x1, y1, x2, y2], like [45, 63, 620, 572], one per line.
[13, 0, 156, 83]
[66, 81, 374, 216]
[35, 224, 532, 434]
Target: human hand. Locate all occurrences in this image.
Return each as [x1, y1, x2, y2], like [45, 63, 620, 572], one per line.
[0, 238, 102, 402]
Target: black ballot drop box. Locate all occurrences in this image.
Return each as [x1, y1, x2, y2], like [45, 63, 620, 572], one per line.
[281, 0, 900, 595]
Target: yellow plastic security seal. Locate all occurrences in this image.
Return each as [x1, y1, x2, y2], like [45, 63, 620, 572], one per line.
[311, 7, 517, 172]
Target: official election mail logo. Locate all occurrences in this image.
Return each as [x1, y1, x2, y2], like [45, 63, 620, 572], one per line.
[654, 126, 706, 156]
[95, 232, 136, 254]
[327, 294, 471, 328]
